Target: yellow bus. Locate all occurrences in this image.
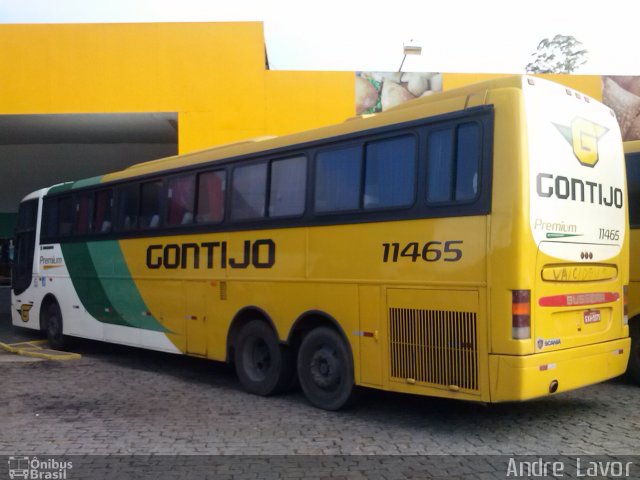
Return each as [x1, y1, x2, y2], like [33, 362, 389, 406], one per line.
[12, 76, 630, 410]
[624, 140, 640, 383]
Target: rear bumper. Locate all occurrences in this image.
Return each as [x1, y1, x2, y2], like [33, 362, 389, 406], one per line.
[489, 338, 630, 402]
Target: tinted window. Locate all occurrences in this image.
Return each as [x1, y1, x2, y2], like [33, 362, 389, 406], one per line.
[17, 199, 38, 231]
[117, 184, 139, 231]
[269, 156, 307, 217]
[427, 122, 481, 204]
[455, 123, 481, 201]
[231, 163, 267, 220]
[196, 170, 226, 224]
[364, 136, 416, 209]
[315, 146, 361, 212]
[626, 152, 640, 227]
[58, 197, 73, 236]
[73, 193, 93, 234]
[167, 175, 195, 226]
[427, 129, 454, 203]
[41, 198, 58, 238]
[93, 190, 113, 234]
[140, 180, 163, 229]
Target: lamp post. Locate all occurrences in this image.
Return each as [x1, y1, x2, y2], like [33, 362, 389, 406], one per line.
[399, 41, 422, 72]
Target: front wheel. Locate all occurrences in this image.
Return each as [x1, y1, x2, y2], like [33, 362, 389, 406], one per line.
[297, 327, 355, 411]
[45, 303, 68, 350]
[234, 320, 294, 396]
[628, 322, 640, 385]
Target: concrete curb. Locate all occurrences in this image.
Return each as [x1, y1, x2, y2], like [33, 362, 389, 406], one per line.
[0, 339, 81, 361]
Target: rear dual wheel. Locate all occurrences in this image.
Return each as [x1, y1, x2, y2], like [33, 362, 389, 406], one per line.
[234, 320, 356, 410]
[234, 320, 294, 396]
[297, 327, 355, 411]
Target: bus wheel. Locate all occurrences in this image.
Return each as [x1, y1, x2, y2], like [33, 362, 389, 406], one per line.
[45, 303, 67, 350]
[234, 320, 294, 396]
[297, 327, 355, 411]
[628, 322, 640, 385]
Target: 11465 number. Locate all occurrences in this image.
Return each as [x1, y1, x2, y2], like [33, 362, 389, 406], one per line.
[382, 241, 463, 263]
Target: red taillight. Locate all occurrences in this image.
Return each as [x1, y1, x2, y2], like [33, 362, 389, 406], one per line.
[624, 286, 629, 325]
[512, 290, 531, 339]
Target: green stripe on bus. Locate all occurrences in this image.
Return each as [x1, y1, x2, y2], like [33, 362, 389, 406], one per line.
[72, 175, 103, 189]
[60, 242, 131, 327]
[86, 241, 169, 332]
[47, 183, 74, 195]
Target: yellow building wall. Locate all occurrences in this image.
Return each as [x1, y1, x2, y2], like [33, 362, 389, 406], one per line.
[0, 22, 355, 154]
[0, 22, 607, 157]
[443, 73, 603, 101]
[265, 71, 355, 135]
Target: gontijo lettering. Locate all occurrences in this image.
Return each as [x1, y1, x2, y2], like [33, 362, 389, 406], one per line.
[146, 239, 275, 269]
[536, 173, 623, 208]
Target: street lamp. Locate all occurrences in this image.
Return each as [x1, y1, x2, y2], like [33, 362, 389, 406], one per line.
[399, 40, 422, 72]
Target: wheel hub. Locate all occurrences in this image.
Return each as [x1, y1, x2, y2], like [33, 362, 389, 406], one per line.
[310, 346, 340, 389]
[246, 339, 270, 381]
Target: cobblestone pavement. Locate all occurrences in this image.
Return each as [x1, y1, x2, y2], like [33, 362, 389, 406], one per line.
[1, 287, 639, 477]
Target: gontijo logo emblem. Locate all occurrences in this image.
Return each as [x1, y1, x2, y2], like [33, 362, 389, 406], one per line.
[554, 117, 609, 167]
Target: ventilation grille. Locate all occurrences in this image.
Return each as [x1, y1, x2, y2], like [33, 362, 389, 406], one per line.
[389, 308, 478, 391]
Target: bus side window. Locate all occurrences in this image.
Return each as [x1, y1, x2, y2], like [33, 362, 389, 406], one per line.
[73, 192, 93, 235]
[41, 198, 58, 238]
[140, 180, 163, 229]
[427, 122, 481, 204]
[427, 128, 455, 203]
[196, 170, 226, 224]
[314, 145, 362, 213]
[269, 156, 307, 217]
[93, 189, 113, 234]
[117, 184, 139, 231]
[231, 163, 267, 220]
[364, 136, 416, 209]
[57, 197, 73, 237]
[167, 174, 196, 226]
[455, 123, 481, 201]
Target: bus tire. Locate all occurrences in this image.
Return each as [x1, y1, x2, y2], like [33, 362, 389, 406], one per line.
[297, 326, 355, 411]
[45, 302, 68, 350]
[234, 320, 294, 396]
[628, 322, 640, 385]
